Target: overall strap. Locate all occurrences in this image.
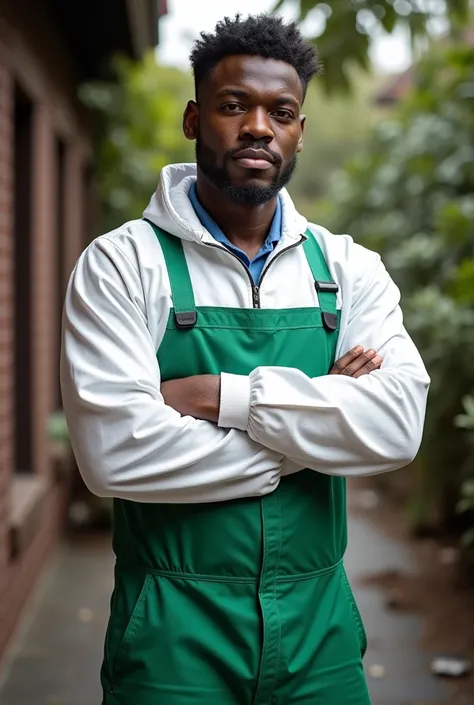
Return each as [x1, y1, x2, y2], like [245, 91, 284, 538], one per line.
[144, 219, 197, 329]
[302, 228, 339, 332]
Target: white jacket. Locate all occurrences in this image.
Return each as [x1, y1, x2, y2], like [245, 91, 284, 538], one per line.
[60, 163, 430, 503]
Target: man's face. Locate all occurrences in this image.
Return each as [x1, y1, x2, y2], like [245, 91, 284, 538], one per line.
[184, 55, 305, 206]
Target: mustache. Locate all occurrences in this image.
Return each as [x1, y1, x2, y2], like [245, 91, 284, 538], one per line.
[225, 143, 282, 167]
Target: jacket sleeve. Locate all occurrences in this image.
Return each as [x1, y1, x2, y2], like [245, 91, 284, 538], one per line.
[60, 237, 283, 503]
[218, 254, 430, 477]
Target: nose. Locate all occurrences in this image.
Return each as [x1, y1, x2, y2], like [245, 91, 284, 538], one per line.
[239, 107, 274, 144]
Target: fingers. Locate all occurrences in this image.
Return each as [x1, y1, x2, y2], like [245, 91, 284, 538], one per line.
[330, 345, 364, 374]
[330, 346, 383, 378]
[339, 349, 379, 377]
[352, 354, 382, 378]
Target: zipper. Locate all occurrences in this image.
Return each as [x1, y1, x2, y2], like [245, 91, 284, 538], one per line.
[204, 236, 305, 309]
[204, 241, 259, 306]
[257, 236, 305, 291]
[252, 285, 261, 308]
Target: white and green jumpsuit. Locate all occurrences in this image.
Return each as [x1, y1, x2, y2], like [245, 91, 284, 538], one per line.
[61, 164, 430, 704]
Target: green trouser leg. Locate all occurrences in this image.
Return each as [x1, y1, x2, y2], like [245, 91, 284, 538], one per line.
[101, 223, 371, 705]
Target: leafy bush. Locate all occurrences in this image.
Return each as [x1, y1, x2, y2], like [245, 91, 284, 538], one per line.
[329, 40, 474, 535]
[80, 53, 194, 233]
[455, 395, 474, 551]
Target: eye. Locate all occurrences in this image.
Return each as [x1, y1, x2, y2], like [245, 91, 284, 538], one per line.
[221, 103, 245, 114]
[271, 109, 295, 121]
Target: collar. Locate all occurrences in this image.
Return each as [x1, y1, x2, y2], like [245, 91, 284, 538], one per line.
[188, 182, 282, 251]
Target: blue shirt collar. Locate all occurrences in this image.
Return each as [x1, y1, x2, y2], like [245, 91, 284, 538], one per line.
[188, 182, 282, 255]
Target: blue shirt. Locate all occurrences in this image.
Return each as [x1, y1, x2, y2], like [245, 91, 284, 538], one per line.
[188, 182, 282, 284]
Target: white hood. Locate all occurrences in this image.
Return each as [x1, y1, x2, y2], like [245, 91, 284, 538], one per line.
[142, 163, 308, 245]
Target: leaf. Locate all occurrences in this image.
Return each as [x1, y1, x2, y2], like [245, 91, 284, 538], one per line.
[457, 498, 474, 514]
[461, 527, 474, 548]
[272, 0, 470, 93]
[462, 480, 474, 498]
[446, 0, 470, 21]
[462, 395, 474, 419]
[47, 412, 69, 443]
[300, 0, 318, 20]
[379, 3, 398, 33]
[79, 53, 194, 233]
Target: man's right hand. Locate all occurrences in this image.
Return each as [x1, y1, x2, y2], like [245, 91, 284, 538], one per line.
[329, 345, 382, 379]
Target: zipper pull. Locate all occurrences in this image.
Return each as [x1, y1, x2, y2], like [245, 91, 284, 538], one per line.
[252, 286, 261, 308]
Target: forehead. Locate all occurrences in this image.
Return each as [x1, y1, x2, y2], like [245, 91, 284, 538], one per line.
[203, 54, 304, 104]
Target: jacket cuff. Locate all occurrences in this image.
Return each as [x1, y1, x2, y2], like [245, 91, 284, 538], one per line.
[218, 373, 250, 431]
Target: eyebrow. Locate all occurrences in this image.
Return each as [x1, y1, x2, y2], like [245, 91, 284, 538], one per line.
[215, 87, 300, 108]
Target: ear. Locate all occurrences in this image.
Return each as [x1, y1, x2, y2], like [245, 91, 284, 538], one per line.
[297, 115, 306, 153]
[183, 100, 199, 141]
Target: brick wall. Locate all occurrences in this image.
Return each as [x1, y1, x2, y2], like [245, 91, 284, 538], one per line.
[0, 54, 14, 615]
[64, 146, 85, 291]
[31, 105, 56, 481]
[0, 7, 93, 662]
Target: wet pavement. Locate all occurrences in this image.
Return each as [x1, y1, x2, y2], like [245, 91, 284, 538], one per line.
[0, 533, 111, 705]
[346, 513, 451, 705]
[0, 504, 455, 705]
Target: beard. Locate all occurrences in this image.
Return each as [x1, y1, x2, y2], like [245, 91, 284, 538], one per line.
[195, 134, 297, 206]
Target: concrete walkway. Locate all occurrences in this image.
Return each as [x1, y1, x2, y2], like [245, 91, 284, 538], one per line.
[347, 513, 451, 705]
[0, 508, 454, 705]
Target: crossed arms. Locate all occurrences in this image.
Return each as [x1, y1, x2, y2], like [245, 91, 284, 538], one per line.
[60, 237, 430, 504]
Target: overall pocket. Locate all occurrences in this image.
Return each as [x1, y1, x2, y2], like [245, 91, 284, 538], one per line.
[105, 571, 151, 686]
[104, 572, 262, 704]
[341, 566, 368, 657]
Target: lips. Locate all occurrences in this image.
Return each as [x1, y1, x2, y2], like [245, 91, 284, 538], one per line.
[232, 148, 275, 171]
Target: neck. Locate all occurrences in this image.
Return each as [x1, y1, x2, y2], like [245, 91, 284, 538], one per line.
[196, 172, 277, 257]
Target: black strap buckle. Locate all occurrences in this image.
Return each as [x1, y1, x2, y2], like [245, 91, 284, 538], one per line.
[315, 280, 339, 294]
[321, 311, 338, 332]
[175, 311, 197, 330]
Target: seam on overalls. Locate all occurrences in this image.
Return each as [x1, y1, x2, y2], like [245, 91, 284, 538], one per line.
[276, 558, 343, 582]
[341, 565, 368, 655]
[273, 489, 283, 695]
[251, 498, 272, 705]
[252, 490, 284, 705]
[110, 573, 151, 687]
[173, 323, 326, 331]
[307, 655, 365, 676]
[120, 574, 151, 646]
[115, 560, 344, 583]
[115, 563, 257, 583]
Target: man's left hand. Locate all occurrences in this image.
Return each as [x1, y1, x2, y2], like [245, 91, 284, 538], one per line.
[161, 375, 220, 422]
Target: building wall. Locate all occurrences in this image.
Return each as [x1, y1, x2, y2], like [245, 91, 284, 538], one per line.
[0, 4, 93, 661]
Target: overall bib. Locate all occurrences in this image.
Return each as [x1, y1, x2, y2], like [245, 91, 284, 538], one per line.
[101, 223, 371, 705]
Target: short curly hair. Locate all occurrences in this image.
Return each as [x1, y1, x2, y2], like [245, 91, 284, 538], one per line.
[190, 14, 321, 100]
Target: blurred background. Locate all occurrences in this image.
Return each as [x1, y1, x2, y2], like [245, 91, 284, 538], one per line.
[0, 0, 473, 703]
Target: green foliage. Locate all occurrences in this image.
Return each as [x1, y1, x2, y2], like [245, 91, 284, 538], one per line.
[47, 411, 71, 463]
[327, 38, 474, 537]
[274, 0, 470, 92]
[80, 53, 194, 232]
[455, 396, 474, 549]
[47, 411, 69, 447]
[289, 67, 383, 216]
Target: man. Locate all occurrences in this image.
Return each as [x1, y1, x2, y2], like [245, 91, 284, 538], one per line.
[61, 14, 430, 705]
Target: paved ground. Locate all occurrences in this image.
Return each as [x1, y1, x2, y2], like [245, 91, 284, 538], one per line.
[0, 507, 455, 705]
[346, 513, 451, 705]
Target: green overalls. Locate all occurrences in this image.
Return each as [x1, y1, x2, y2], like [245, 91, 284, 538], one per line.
[101, 223, 371, 705]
